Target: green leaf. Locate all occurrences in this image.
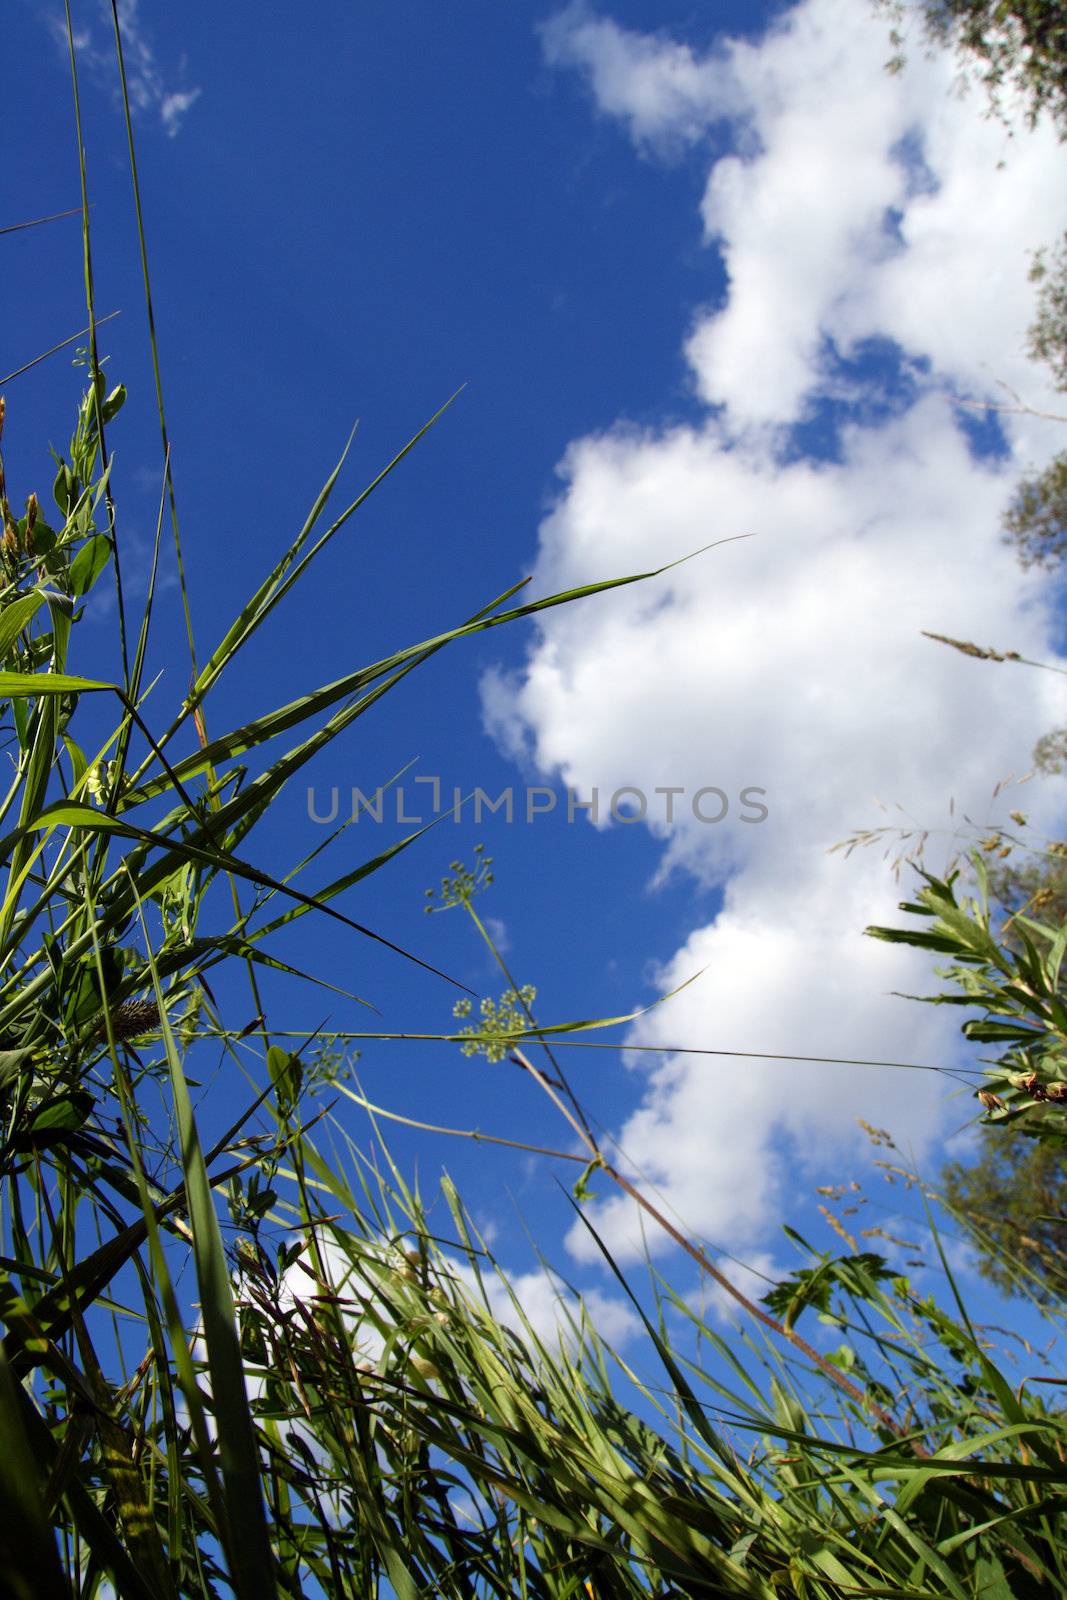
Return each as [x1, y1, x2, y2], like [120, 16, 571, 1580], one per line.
[27, 1090, 93, 1137]
[0, 594, 46, 660]
[246, 1188, 278, 1219]
[62, 948, 126, 1030]
[0, 669, 115, 697]
[0, 1048, 31, 1088]
[865, 923, 966, 953]
[26, 517, 56, 557]
[101, 382, 127, 421]
[52, 460, 74, 516]
[69, 533, 112, 597]
[963, 1019, 1047, 1043]
[762, 1253, 894, 1331]
[267, 1045, 302, 1116]
[573, 1155, 603, 1203]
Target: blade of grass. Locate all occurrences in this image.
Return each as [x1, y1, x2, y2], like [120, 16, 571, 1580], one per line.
[130, 878, 279, 1600]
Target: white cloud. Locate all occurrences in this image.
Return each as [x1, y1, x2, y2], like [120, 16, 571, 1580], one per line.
[160, 88, 202, 138]
[268, 1234, 639, 1372]
[540, 2, 741, 157]
[453, 1261, 641, 1350]
[48, 0, 200, 138]
[484, 0, 1067, 1267]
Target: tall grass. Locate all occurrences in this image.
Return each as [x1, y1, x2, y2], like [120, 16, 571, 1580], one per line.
[0, 11, 1064, 1597]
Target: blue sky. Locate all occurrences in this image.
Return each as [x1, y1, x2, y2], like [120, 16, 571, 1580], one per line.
[6, 0, 1067, 1363]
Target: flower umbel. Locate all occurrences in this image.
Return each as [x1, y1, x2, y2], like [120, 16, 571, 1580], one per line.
[425, 845, 493, 912]
[453, 985, 537, 1062]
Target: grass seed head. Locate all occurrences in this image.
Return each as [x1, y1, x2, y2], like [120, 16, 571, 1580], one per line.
[24, 492, 38, 549]
[104, 998, 162, 1041]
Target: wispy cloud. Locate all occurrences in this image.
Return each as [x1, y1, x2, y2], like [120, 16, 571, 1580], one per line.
[159, 87, 201, 137]
[48, 0, 201, 138]
[540, 0, 742, 158]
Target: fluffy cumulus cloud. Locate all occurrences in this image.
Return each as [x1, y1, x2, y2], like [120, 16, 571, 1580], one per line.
[456, 1262, 641, 1350]
[272, 1237, 639, 1369]
[484, 0, 1067, 1267]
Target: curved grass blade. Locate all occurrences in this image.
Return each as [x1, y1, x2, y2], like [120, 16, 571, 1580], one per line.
[189, 390, 464, 712]
[0, 310, 121, 387]
[124, 553, 699, 806]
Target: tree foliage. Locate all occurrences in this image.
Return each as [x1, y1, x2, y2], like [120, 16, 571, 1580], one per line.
[879, 1, 1067, 135]
[1028, 232, 1067, 387]
[999, 234, 1067, 570]
[941, 1123, 1067, 1302]
[1002, 449, 1067, 568]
